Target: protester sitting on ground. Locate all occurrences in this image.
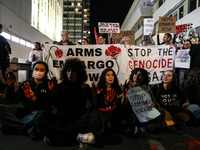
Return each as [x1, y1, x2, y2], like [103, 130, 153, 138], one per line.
[120, 68, 165, 136]
[82, 38, 89, 45]
[121, 37, 131, 45]
[178, 40, 192, 90]
[141, 33, 155, 46]
[92, 68, 122, 134]
[56, 31, 74, 45]
[0, 61, 53, 136]
[182, 67, 200, 124]
[29, 42, 43, 64]
[36, 58, 101, 146]
[151, 70, 191, 127]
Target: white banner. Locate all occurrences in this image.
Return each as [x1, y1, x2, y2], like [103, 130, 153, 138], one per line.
[175, 49, 191, 69]
[98, 22, 120, 33]
[127, 45, 174, 84]
[143, 18, 155, 35]
[43, 44, 174, 85]
[127, 85, 160, 123]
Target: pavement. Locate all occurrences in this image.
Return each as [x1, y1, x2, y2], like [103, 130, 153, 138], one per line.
[1, 95, 200, 150]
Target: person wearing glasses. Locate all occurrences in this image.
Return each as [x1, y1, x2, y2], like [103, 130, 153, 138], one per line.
[151, 70, 192, 127]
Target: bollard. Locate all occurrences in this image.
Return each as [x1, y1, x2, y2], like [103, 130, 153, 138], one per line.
[26, 59, 32, 79]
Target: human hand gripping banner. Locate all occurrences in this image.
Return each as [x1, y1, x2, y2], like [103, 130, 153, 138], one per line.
[43, 44, 174, 85]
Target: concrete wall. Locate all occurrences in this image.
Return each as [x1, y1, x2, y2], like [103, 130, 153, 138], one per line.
[0, 0, 53, 60]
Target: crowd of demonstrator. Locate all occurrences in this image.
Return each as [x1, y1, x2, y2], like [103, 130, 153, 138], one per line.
[1, 26, 200, 147]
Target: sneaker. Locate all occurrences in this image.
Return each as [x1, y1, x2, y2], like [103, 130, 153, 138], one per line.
[76, 132, 95, 144]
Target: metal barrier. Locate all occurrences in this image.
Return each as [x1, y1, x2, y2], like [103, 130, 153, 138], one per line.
[8, 57, 31, 87]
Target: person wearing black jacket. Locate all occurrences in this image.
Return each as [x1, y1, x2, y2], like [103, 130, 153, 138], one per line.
[0, 24, 11, 92]
[189, 43, 200, 69]
[56, 31, 74, 45]
[37, 58, 101, 146]
[0, 61, 53, 135]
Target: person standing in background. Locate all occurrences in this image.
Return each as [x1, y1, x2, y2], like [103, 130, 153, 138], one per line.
[29, 42, 43, 65]
[0, 24, 11, 93]
[56, 31, 74, 45]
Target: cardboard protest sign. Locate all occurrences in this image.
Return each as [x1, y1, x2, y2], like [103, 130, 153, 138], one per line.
[144, 18, 155, 35]
[127, 85, 160, 123]
[108, 30, 135, 45]
[158, 17, 176, 33]
[175, 49, 191, 69]
[98, 22, 120, 33]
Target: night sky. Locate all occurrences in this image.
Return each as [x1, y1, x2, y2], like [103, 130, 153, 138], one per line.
[90, 0, 134, 44]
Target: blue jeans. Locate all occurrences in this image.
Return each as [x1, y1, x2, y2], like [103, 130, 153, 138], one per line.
[0, 104, 44, 133]
[179, 69, 190, 90]
[186, 104, 200, 119]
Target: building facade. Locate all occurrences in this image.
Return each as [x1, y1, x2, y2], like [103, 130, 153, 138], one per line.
[0, 0, 63, 60]
[122, 0, 200, 45]
[63, 0, 90, 44]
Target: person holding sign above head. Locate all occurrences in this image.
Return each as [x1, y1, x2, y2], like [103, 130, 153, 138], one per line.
[99, 33, 113, 44]
[141, 33, 155, 46]
[99, 33, 107, 44]
[178, 40, 192, 90]
[157, 31, 172, 46]
[119, 68, 166, 136]
[151, 70, 192, 128]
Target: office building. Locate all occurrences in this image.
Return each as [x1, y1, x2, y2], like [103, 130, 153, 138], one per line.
[63, 0, 90, 44]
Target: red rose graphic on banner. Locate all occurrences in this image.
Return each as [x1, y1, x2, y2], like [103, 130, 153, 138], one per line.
[55, 49, 63, 59]
[105, 45, 122, 75]
[105, 45, 121, 57]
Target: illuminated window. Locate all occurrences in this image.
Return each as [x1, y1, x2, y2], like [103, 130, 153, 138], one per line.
[11, 36, 19, 43]
[26, 42, 31, 47]
[71, 2, 74, 6]
[31, 0, 62, 41]
[20, 39, 26, 45]
[77, 3, 81, 6]
[1, 32, 11, 40]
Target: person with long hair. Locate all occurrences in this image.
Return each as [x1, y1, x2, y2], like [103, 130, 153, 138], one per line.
[36, 58, 101, 146]
[93, 68, 121, 132]
[183, 67, 200, 123]
[152, 70, 191, 127]
[0, 61, 53, 136]
[29, 42, 43, 63]
[120, 68, 165, 136]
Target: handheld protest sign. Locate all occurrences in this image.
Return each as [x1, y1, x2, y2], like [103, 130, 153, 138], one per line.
[158, 17, 176, 33]
[108, 30, 135, 45]
[98, 22, 120, 33]
[144, 18, 155, 35]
